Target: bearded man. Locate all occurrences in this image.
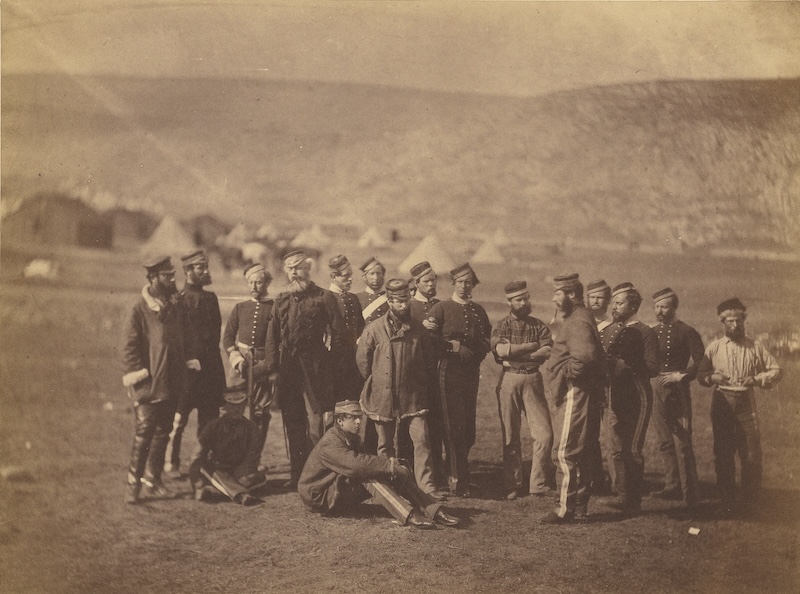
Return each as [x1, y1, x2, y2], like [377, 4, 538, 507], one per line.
[166, 250, 226, 477]
[698, 298, 781, 515]
[327, 254, 365, 401]
[265, 250, 344, 488]
[121, 256, 198, 503]
[491, 280, 553, 500]
[540, 273, 605, 524]
[222, 263, 274, 462]
[650, 288, 705, 507]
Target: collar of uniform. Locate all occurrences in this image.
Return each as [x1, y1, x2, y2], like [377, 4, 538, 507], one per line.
[142, 285, 164, 312]
[328, 283, 343, 294]
[251, 296, 271, 303]
[414, 291, 432, 304]
[452, 293, 471, 305]
[365, 286, 384, 296]
[625, 318, 639, 327]
[183, 282, 203, 291]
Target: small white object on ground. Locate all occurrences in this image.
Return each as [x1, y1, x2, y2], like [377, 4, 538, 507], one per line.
[688, 527, 701, 536]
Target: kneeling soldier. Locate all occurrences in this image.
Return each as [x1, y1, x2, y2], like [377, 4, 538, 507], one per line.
[189, 378, 268, 506]
[298, 401, 461, 529]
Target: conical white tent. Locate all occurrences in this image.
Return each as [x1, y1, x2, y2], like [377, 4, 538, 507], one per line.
[397, 234, 455, 276]
[357, 226, 389, 248]
[472, 240, 504, 264]
[291, 223, 331, 250]
[140, 215, 196, 257]
[255, 222, 279, 241]
[492, 227, 511, 246]
[218, 222, 253, 249]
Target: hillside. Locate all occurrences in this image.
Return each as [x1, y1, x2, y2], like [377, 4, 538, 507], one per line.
[2, 74, 798, 248]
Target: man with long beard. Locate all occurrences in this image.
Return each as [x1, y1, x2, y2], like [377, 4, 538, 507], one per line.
[265, 250, 344, 488]
[698, 298, 781, 515]
[540, 273, 605, 524]
[326, 255, 365, 402]
[427, 263, 492, 497]
[491, 280, 553, 501]
[166, 250, 226, 478]
[223, 263, 275, 464]
[121, 256, 198, 503]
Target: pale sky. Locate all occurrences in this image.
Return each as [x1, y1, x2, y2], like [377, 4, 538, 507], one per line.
[3, 1, 799, 97]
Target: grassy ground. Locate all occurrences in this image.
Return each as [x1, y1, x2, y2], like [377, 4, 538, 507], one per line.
[1, 269, 798, 593]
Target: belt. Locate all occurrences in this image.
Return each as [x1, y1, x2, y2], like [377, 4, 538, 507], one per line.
[504, 367, 539, 375]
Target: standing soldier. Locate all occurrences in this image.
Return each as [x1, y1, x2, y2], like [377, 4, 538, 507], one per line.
[356, 256, 389, 326]
[603, 282, 655, 515]
[166, 250, 226, 477]
[265, 250, 344, 488]
[540, 273, 605, 524]
[698, 298, 781, 515]
[357, 279, 443, 498]
[408, 261, 445, 488]
[222, 263, 274, 465]
[121, 256, 198, 503]
[584, 279, 614, 496]
[327, 255, 365, 401]
[650, 288, 705, 508]
[428, 263, 492, 497]
[491, 280, 553, 501]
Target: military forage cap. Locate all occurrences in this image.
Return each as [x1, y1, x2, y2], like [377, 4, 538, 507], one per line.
[385, 278, 412, 299]
[143, 255, 174, 275]
[450, 262, 480, 286]
[181, 249, 209, 266]
[652, 287, 677, 303]
[553, 273, 580, 291]
[717, 297, 746, 316]
[223, 376, 248, 405]
[586, 279, 611, 296]
[334, 400, 363, 415]
[328, 254, 351, 274]
[504, 280, 528, 299]
[359, 256, 383, 273]
[283, 249, 308, 268]
[410, 261, 434, 280]
[612, 281, 636, 297]
[243, 262, 271, 281]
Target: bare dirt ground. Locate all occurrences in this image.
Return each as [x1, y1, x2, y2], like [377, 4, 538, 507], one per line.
[1, 279, 798, 594]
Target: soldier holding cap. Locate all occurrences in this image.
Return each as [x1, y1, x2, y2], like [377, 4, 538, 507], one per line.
[327, 255, 365, 401]
[697, 298, 781, 515]
[491, 280, 554, 500]
[356, 256, 389, 326]
[165, 249, 227, 477]
[222, 263, 275, 462]
[602, 282, 656, 515]
[540, 273, 605, 524]
[427, 263, 492, 497]
[121, 256, 198, 503]
[298, 400, 460, 529]
[265, 249, 345, 488]
[649, 288, 705, 507]
[188, 376, 267, 506]
[356, 279, 443, 498]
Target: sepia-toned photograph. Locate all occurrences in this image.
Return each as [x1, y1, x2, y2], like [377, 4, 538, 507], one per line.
[1, 1, 798, 592]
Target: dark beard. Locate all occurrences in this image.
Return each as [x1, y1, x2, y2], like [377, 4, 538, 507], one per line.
[511, 304, 532, 318]
[285, 279, 311, 294]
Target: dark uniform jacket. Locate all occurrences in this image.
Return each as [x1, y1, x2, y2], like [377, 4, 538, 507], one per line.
[357, 311, 437, 421]
[121, 286, 191, 404]
[356, 290, 389, 326]
[298, 424, 394, 513]
[223, 297, 273, 372]
[328, 287, 365, 401]
[654, 320, 705, 380]
[409, 295, 440, 325]
[181, 283, 226, 402]
[428, 299, 492, 366]
[265, 282, 344, 412]
[194, 413, 262, 478]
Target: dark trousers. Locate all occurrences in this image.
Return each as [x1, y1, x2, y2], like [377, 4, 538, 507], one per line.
[250, 379, 273, 460]
[651, 375, 699, 504]
[607, 377, 652, 505]
[167, 394, 220, 469]
[711, 389, 763, 506]
[439, 359, 480, 494]
[128, 399, 177, 485]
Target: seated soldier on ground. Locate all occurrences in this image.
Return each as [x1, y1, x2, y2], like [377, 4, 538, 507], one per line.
[189, 378, 268, 506]
[298, 400, 461, 529]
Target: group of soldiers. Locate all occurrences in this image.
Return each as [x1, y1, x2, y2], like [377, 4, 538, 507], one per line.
[120, 247, 782, 528]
